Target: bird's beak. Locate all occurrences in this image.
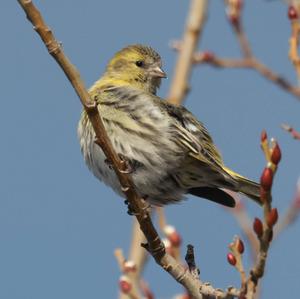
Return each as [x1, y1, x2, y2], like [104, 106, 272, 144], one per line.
[151, 66, 167, 78]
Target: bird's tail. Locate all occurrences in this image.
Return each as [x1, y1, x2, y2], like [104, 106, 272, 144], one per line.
[223, 167, 262, 206]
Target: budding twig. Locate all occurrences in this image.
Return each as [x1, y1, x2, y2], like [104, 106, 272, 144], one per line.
[244, 132, 281, 299]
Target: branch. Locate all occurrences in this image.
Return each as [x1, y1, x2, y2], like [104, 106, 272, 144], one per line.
[167, 0, 208, 105]
[245, 133, 281, 298]
[190, 52, 300, 99]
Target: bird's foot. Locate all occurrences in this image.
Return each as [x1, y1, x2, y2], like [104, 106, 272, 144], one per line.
[124, 199, 138, 216]
[124, 196, 151, 216]
[118, 153, 134, 174]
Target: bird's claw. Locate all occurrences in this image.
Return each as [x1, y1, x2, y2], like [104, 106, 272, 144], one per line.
[118, 154, 134, 174]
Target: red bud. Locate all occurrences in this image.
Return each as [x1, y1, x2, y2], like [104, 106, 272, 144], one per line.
[119, 276, 132, 294]
[227, 253, 237, 266]
[261, 130, 267, 142]
[253, 217, 263, 238]
[267, 208, 278, 228]
[288, 6, 298, 20]
[271, 142, 281, 165]
[260, 167, 273, 191]
[168, 232, 182, 247]
[229, 15, 240, 28]
[237, 238, 245, 254]
[164, 225, 182, 247]
[202, 51, 215, 62]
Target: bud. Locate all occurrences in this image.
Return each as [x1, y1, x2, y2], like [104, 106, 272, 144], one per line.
[227, 252, 237, 266]
[253, 217, 263, 238]
[229, 15, 240, 28]
[123, 260, 136, 273]
[271, 142, 281, 165]
[266, 208, 278, 228]
[169, 232, 182, 247]
[119, 276, 132, 294]
[202, 51, 215, 62]
[260, 167, 273, 191]
[261, 130, 267, 142]
[288, 6, 298, 20]
[237, 238, 245, 254]
[164, 225, 182, 247]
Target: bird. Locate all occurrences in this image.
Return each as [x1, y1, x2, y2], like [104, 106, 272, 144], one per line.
[78, 44, 261, 208]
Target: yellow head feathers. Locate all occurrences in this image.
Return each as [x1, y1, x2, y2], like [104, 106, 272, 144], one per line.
[102, 44, 166, 94]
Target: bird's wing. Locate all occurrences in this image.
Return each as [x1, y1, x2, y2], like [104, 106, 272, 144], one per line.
[159, 101, 225, 170]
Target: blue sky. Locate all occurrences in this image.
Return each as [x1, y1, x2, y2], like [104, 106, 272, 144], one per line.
[1, 1, 299, 298]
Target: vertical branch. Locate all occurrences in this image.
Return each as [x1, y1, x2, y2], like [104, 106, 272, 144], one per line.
[167, 0, 208, 105]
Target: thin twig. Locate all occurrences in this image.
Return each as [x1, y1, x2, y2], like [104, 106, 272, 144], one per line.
[115, 249, 141, 299]
[281, 123, 300, 140]
[192, 54, 300, 99]
[228, 195, 259, 261]
[244, 135, 280, 299]
[274, 179, 300, 236]
[119, 219, 148, 299]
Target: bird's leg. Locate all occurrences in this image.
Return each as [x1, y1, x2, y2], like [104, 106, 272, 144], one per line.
[118, 153, 134, 174]
[105, 154, 142, 175]
[104, 154, 133, 173]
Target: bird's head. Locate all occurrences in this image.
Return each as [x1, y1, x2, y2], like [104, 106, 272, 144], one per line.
[105, 44, 166, 94]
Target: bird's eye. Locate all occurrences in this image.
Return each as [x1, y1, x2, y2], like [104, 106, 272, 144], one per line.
[135, 60, 144, 67]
